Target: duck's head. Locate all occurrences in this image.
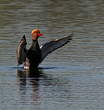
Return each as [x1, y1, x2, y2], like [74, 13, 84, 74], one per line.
[31, 29, 43, 40]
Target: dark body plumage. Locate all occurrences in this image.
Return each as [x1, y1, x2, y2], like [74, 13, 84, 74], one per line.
[27, 40, 41, 68]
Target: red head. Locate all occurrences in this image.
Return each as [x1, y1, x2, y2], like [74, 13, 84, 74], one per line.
[31, 29, 43, 40]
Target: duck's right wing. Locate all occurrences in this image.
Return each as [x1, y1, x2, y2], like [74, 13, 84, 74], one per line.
[40, 33, 73, 62]
[16, 35, 27, 65]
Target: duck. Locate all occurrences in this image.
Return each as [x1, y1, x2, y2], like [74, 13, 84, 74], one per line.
[16, 29, 73, 70]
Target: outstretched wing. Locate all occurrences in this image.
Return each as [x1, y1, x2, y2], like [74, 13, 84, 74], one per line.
[16, 35, 27, 65]
[40, 33, 73, 62]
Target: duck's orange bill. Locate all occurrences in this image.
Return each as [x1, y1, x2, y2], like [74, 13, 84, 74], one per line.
[38, 33, 43, 37]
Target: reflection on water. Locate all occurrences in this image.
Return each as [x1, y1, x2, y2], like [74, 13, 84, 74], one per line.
[17, 68, 43, 78]
[1, 0, 104, 110]
[17, 69, 43, 103]
[17, 68, 43, 88]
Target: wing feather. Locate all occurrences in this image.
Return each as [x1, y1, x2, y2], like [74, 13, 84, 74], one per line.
[16, 35, 27, 65]
[40, 33, 73, 62]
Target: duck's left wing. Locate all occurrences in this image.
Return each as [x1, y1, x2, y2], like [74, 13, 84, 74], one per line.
[16, 35, 27, 65]
[40, 33, 73, 62]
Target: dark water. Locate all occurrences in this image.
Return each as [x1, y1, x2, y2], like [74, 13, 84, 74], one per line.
[1, 0, 104, 110]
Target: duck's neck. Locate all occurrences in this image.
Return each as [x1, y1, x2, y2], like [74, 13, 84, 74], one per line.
[30, 40, 40, 50]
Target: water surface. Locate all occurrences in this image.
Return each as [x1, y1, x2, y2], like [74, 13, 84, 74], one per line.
[0, 0, 104, 110]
